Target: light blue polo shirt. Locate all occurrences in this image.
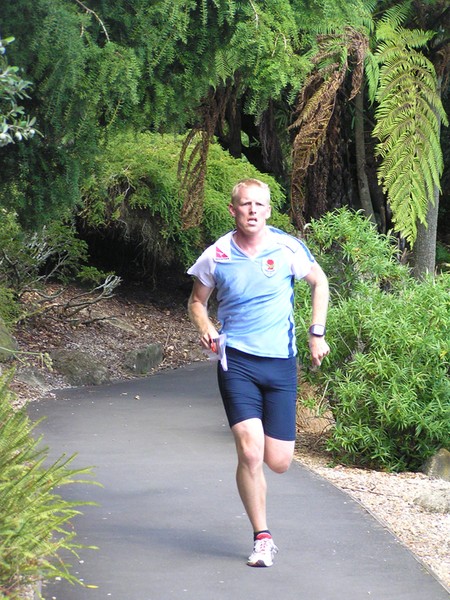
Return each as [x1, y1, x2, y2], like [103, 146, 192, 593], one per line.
[187, 226, 315, 358]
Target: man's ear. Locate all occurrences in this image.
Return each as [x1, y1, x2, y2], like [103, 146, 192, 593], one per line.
[228, 202, 236, 217]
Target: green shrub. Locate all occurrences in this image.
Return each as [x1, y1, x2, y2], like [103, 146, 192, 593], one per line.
[295, 209, 449, 471]
[0, 211, 89, 295]
[302, 208, 409, 298]
[0, 372, 97, 597]
[324, 277, 449, 471]
[0, 36, 37, 149]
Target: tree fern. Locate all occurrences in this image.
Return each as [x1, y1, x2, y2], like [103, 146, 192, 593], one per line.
[289, 27, 368, 227]
[372, 26, 448, 243]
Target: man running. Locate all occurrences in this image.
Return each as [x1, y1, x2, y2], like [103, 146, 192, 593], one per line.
[187, 178, 330, 567]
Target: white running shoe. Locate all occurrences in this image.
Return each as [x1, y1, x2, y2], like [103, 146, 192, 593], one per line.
[247, 533, 278, 567]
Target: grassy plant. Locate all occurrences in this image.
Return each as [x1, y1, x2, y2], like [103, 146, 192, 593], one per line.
[0, 372, 97, 597]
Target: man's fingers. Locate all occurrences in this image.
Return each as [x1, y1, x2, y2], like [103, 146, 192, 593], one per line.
[200, 332, 219, 351]
[200, 333, 211, 349]
[310, 342, 330, 367]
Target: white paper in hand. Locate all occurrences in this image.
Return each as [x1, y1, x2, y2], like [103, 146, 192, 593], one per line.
[205, 333, 228, 371]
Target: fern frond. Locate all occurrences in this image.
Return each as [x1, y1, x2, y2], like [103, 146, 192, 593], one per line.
[376, 1, 411, 32]
[214, 49, 236, 84]
[378, 63, 437, 97]
[364, 51, 379, 104]
[372, 27, 447, 244]
[299, 0, 374, 36]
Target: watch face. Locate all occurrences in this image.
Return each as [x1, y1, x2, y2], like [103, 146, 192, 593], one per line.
[310, 324, 326, 336]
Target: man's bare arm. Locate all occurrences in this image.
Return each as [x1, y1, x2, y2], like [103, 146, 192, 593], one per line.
[188, 279, 219, 350]
[303, 262, 330, 366]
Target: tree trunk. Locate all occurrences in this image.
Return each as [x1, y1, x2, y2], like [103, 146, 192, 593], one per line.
[225, 96, 242, 158]
[354, 89, 377, 226]
[304, 93, 351, 220]
[412, 191, 439, 279]
[411, 77, 443, 280]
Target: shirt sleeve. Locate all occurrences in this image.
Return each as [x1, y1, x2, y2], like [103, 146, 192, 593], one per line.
[187, 249, 216, 288]
[290, 239, 316, 280]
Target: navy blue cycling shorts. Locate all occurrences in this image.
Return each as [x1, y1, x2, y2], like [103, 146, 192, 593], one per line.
[217, 347, 298, 442]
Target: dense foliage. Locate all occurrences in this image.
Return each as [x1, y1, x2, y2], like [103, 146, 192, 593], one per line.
[295, 209, 449, 471]
[0, 0, 141, 226]
[80, 131, 292, 273]
[0, 372, 96, 597]
[0, 0, 448, 261]
[325, 276, 449, 471]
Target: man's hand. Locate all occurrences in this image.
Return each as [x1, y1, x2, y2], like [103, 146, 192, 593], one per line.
[308, 335, 330, 367]
[200, 329, 220, 352]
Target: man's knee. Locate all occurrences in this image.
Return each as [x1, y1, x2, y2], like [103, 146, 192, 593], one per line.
[237, 439, 264, 471]
[265, 454, 292, 474]
[233, 429, 264, 473]
[264, 437, 295, 474]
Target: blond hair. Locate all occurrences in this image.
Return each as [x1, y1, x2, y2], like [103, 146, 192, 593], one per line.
[231, 179, 270, 205]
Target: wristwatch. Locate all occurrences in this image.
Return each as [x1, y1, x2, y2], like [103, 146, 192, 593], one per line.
[309, 324, 326, 337]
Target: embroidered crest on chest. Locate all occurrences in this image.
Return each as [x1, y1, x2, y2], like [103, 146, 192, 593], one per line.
[262, 257, 277, 277]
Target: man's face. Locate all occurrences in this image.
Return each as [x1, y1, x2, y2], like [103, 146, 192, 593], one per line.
[228, 185, 271, 236]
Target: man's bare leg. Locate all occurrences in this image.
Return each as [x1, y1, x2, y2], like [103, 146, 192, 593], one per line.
[232, 419, 295, 566]
[232, 419, 295, 531]
[232, 419, 268, 532]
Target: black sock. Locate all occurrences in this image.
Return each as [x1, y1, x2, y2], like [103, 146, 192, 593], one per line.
[254, 530, 271, 541]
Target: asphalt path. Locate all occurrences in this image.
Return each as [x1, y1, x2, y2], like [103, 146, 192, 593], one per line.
[28, 362, 449, 600]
